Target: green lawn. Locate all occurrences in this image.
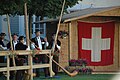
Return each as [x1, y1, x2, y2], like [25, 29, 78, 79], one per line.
[0, 73, 115, 80]
[33, 73, 114, 80]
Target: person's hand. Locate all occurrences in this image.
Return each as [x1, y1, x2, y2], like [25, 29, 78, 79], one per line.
[44, 37, 47, 42]
[0, 45, 3, 47]
[31, 42, 35, 45]
[3, 47, 7, 50]
[55, 43, 58, 46]
[51, 53, 54, 56]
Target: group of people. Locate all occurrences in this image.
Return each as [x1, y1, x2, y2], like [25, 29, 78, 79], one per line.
[0, 30, 61, 80]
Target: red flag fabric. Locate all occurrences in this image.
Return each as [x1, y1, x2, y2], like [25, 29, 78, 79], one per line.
[78, 21, 115, 66]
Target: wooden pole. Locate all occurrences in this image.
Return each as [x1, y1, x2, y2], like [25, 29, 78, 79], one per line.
[52, 0, 66, 52]
[68, 23, 72, 61]
[6, 15, 13, 50]
[24, 3, 33, 80]
[7, 55, 10, 80]
[6, 14, 16, 80]
[24, 3, 30, 46]
[49, 0, 66, 77]
[6, 14, 16, 67]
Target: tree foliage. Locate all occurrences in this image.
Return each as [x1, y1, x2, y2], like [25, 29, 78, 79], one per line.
[0, 0, 23, 15]
[0, 0, 80, 18]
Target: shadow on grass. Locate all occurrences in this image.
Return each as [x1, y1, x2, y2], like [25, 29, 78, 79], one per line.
[33, 72, 115, 80]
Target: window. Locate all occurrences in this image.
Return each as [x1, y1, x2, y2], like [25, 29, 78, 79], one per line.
[32, 23, 46, 38]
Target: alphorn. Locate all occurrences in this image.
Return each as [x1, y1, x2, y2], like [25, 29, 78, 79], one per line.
[50, 0, 77, 77]
[46, 54, 78, 77]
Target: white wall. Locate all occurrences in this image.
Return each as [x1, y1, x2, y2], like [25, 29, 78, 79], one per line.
[0, 15, 9, 40]
[0, 15, 25, 40]
[0, 16, 2, 32]
[19, 16, 25, 36]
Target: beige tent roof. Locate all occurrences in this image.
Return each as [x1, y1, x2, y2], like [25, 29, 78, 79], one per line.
[34, 6, 120, 24]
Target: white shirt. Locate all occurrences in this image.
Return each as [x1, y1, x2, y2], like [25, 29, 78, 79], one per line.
[56, 44, 61, 50]
[0, 40, 7, 50]
[13, 41, 17, 50]
[31, 37, 49, 50]
[52, 41, 61, 50]
[37, 37, 42, 50]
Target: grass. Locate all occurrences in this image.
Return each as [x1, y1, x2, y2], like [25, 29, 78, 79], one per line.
[33, 73, 115, 80]
[0, 72, 115, 80]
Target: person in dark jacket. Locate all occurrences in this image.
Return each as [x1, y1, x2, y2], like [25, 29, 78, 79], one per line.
[7, 33, 18, 80]
[49, 34, 61, 76]
[0, 33, 7, 50]
[31, 30, 49, 77]
[7, 33, 18, 50]
[0, 33, 7, 77]
[0, 33, 8, 62]
[15, 36, 28, 80]
[15, 36, 27, 51]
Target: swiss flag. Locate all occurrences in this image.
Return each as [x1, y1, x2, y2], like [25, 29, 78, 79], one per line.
[78, 21, 115, 66]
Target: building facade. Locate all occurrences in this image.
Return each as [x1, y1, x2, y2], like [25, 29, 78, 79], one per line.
[0, 15, 46, 40]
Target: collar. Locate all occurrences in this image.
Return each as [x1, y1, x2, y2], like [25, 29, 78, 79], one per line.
[37, 36, 40, 39]
[13, 40, 17, 43]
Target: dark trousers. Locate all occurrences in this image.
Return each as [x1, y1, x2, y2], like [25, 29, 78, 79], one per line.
[0, 56, 4, 76]
[10, 58, 14, 79]
[15, 58, 25, 80]
[33, 54, 49, 77]
[0, 56, 4, 63]
[52, 55, 59, 75]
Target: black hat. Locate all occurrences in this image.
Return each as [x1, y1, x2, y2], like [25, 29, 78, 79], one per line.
[18, 36, 25, 40]
[12, 33, 18, 37]
[52, 33, 56, 36]
[0, 33, 6, 36]
[34, 30, 42, 34]
[30, 38, 34, 42]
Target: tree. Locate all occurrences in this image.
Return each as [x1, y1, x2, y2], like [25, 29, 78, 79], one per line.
[0, 0, 25, 15]
[45, 0, 80, 18]
[0, 0, 81, 37]
[0, 0, 81, 18]
[27, 0, 80, 19]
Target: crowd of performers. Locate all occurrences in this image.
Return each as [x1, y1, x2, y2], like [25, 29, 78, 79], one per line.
[0, 30, 61, 80]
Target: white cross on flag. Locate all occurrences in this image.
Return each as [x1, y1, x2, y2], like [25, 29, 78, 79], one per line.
[78, 21, 115, 66]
